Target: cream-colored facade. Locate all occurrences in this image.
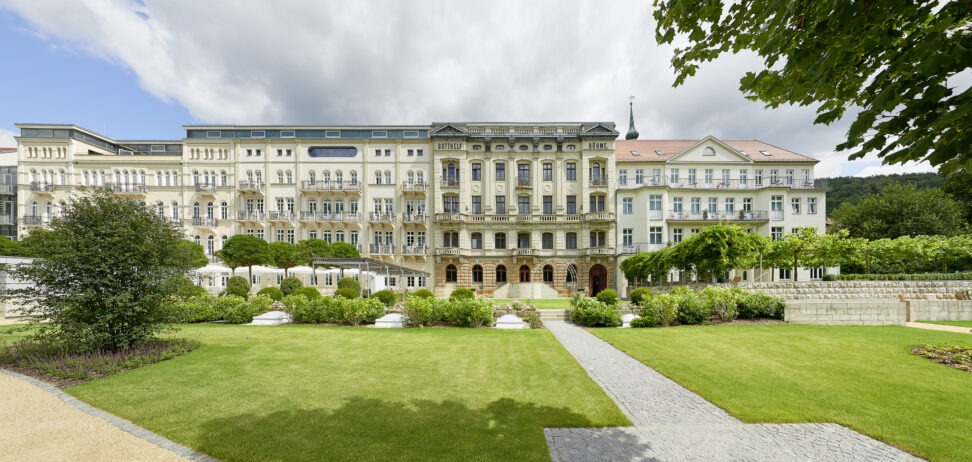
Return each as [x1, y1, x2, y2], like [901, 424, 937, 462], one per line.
[12, 124, 827, 297]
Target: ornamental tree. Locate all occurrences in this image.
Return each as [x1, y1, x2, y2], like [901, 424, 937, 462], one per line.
[215, 234, 271, 283]
[6, 190, 195, 351]
[269, 241, 301, 277]
[654, 0, 972, 172]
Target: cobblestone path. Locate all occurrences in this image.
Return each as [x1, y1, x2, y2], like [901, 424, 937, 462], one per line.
[543, 321, 922, 461]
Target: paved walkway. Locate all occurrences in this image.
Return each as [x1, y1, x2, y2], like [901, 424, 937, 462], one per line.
[905, 321, 972, 334]
[0, 368, 213, 461]
[543, 321, 922, 461]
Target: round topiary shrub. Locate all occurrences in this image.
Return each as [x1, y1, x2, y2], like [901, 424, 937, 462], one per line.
[412, 288, 434, 299]
[628, 287, 654, 306]
[337, 276, 361, 291]
[595, 289, 619, 306]
[449, 287, 475, 300]
[293, 286, 322, 300]
[226, 276, 251, 298]
[335, 287, 359, 299]
[371, 289, 396, 306]
[256, 286, 284, 301]
[280, 276, 303, 296]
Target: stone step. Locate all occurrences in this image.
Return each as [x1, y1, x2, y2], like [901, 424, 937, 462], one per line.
[539, 309, 570, 321]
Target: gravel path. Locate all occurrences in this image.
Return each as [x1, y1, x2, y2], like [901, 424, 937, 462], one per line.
[0, 368, 213, 461]
[543, 321, 922, 461]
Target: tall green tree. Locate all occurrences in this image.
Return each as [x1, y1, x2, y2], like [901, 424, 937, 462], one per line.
[269, 241, 301, 277]
[215, 234, 270, 283]
[942, 169, 972, 224]
[677, 224, 767, 282]
[831, 183, 966, 240]
[5, 190, 194, 351]
[654, 1, 972, 172]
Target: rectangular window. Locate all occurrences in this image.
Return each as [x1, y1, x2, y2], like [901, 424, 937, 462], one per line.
[725, 198, 735, 213]
[622, 197, 633, 215]
[495, 233, 507, 249]
[543, 162, 553, 181]
[670, 168, 679, 184]
[673, 197, 683, 212]
[518, 196, 530, 214]
[770, 169, 779, 184]
[543, 195, 553, 215]
[691, 197, 701, 214]
[416, 149, 424, 156]
[495, 195, 506, 214]
[651, 169, 661, 184]
[471, 163, 482, 181]
[471, 196, 482, 214]
[688, 168, 697, 184]
[791, 198, 801, 214]
[771, 195, 783, 212]
[771, 227, 784, 241]
[673, 228, 683, 243]
[566, 162, 576, 181]
[722, 169, 730, 185]
[808, 197, 817, 214]
[743, 198, 753, 212]
[704, 168, 713, 185]
[708, 197, 718, 213]
[407, 149, 414, 156]
[566, 232, 577, 249]
[649, 195, 662, 212]
[444, 232, 459, 247]
[566, 195, 576, 214]
[649, 227, 663, 245]
[471, 233, 483, 249]
[755, 170, 763, 186]
[786, 169, 794, 185]
[385, 149, 391, 157]
[589, 231, 606, 247]
[623, 229, 633, 246]
[542, 233, 553, 249]
[495, 163, 506, 181]
[739, 169, 748, 185]
[589, 195, 605, 212]
[618, 169, 628, 185]
[635, 169, 644, 185]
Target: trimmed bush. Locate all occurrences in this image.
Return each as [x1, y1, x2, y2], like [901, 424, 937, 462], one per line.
[571, 295, 621, 327]
[225, 276, 251, 298]
[736, 291, 786, 319]
[292, 287, 322, 300]
[639, 293, 679, 327]
[281, 294, 310, 314]
[334, 287, 359, 299]
[280, 277, 303, 296]
[628, 287, 654, 306]
[596, 289, 619, 306]
[402, 295, 438, 326]
[701, 286, 739, 322]
[445, 298, 495, 328]
[671, 287, 708, 325]
[256, 287, 284, 301]
[450, 287, 475, 300]
[337, 277, 361, 294]
[371, 289, 396, 307]
[412, 289, 434, 299]
[224, 295, 273, 324]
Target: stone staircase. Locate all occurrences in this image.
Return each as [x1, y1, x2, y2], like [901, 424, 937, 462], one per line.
[539, 309, 570, 322]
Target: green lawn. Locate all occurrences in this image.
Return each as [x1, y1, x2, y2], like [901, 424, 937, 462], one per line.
[590, 325, 972, 462]
[916, 320, 972, 330]
[490, 298, 572, 309]
[68, 325, 628, 461]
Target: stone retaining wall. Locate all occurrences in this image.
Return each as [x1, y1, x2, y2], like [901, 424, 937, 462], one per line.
[785, 300, 972, 326]
[739, 281, 971, 301]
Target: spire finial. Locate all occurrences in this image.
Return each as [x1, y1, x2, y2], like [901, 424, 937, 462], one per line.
[625, 96, 640, 140]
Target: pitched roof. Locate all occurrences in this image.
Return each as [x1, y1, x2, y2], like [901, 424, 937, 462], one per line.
[616, 139, 818, 163]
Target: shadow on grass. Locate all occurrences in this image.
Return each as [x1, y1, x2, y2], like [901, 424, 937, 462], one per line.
[194, 396, 648, 462]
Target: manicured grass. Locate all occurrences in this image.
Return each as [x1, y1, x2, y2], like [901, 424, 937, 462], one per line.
[68, 325, 628, 461]
[591, 325, 972, 462]
[917, 320, 972, 329]
[490, 298, 572, 309]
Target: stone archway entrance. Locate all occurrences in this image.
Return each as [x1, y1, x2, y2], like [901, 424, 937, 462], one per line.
[589, 264, 607, 296]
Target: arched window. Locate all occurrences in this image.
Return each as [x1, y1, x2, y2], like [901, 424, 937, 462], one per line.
[207, 236, 215, 255]
[172, 171, 179, 186]
[446, 264, 458, 283]
[543, 265, 554, 283]
[350, 171, 358, 184]
[194, 235, 201, 246]
[171, 201, 179, 219]
[83, 171, 90, 186]
[335, 171, 343, 183]
[60, 169, 66, 185]
[246, 170, 253, 182]
[220, 201, 228, 220]
[384, 171, 392, 185]
[375, 170, 382, 184]
[221, 235, 228, 248]
[286, 170, 293, 183]
[322, 171, 331, 183]
[407, 171, 414, 184]
[308, 171, 316, 183]
[277, 170, 284, 184]
[566, 264, 577, 283]
[156, 201, 164, 217]
[192, 202, 200, 218]
[472, 265, 483, 283]
[156, 171, 162, 185]
[496, 265, 507, 283]
[255, 171, 262, 182]
[416, 171, 424, 184]
[519, 265, 531, 283]
[206, 202, 214, 218]
[139, 170, 146, 184]
[220, 170, 228, 186]
[30, 201, 37, 217]
[192, 170, 199, 185]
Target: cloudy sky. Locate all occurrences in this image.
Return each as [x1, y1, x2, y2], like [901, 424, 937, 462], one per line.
[0, 0, 938, 177]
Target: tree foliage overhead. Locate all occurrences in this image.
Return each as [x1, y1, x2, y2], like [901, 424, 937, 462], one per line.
[831, 183, 967, 240]
[654, 1, 972, 172]
[5, 190, 195, 351]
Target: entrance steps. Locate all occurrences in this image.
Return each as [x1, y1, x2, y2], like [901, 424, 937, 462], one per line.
[539, 310, 570, 322]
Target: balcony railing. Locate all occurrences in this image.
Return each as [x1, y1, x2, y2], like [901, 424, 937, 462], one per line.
[21, 215, 47, 226]
[440, 177, 460, 187]
[589, 176, 609, 187]
[434, 212, 463, 222]
[368, 212, 396, 223]
[516, 176, 531, 187]
[299, 212, 360, 222]
[104, 183, 147, 194]
[586, 246, 614, 256]
[618, 177, 828, 191]
[301, 180, 361, 192]
[402, 245, 428, 255]
[618, 243, 666, 255]
[237, 211, 265, 221]
[191, 217, 218, 227]
[667, 210, 769, 222]
[195, 183, 217, 193]
[401, 213, 427, 223]
[267, 211, 296, 221]
[435, 247, 464, 256]
[584, 211, 614, 221]
[368, 244, 395, 254]
[401, 182, 428, 192]
[238, 181, 264, 192]
[510, 248, 536, 257]
[29, 182, 56, 193]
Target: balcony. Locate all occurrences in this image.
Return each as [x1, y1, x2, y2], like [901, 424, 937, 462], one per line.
[440, 176, 460, 188]
[510, 248, 536, 257]
[368, 244, 395, 255]
[21, 215, 47, 227]
[618, 243, 666, 255]
[618, 177, 828, 191]
[299, 212, 360, 222]
[401, 213, 427, 223]
[402, 245, 428, 255]
[104, 183, 147, 195]
[401, 182, 428, 193]
[238, 181, 264, 193]
[667, 210, 769, 222]
[267, 211, 296, 221]
[586, 246, 614, 256]
[368, 212, 396, 223]
[434, 247, 464, 256]
[516, 176, 531, 187]
[0, 184, 14, 195]
[29, 182, 56, 194]
[301, 180, 362, 193]
[237, 211, 265, 221]
[589, 176, 609, 188]
[191, 217, 218, 227]
[195, 183, 217, 194]
[584, 211, 614, 222]
[433, 212, 464, 223]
